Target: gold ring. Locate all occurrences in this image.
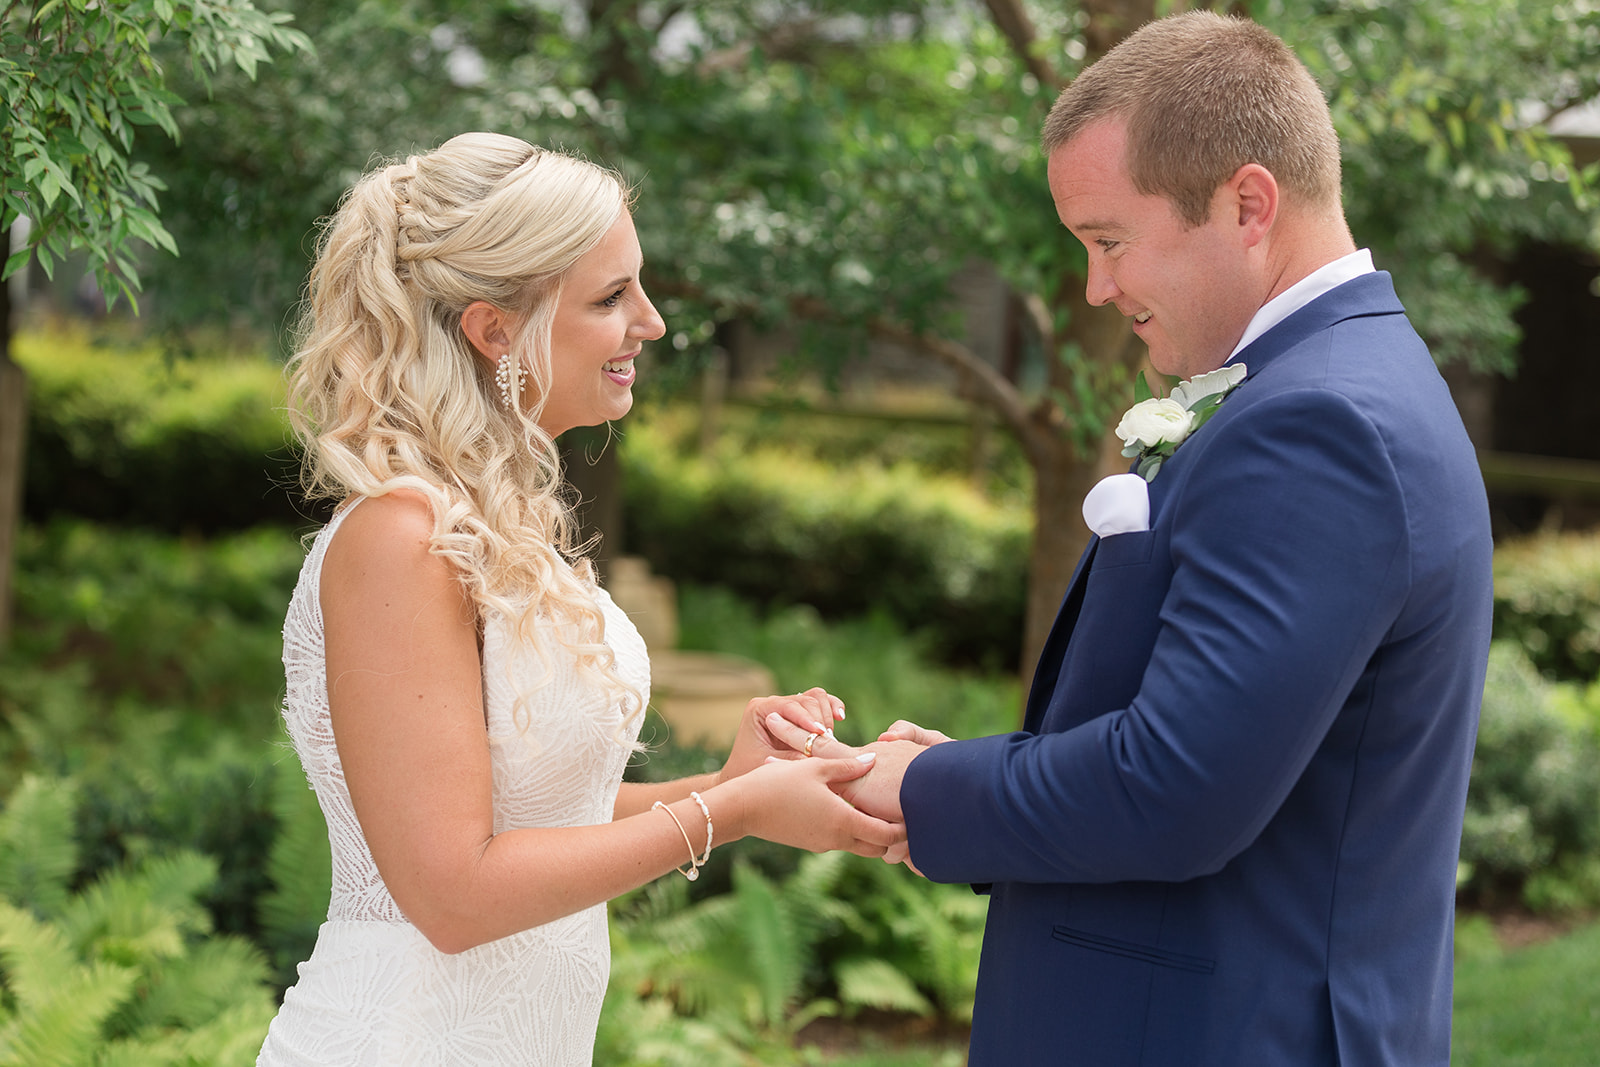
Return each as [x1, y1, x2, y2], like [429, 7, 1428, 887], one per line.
[803, 733, 818, 757]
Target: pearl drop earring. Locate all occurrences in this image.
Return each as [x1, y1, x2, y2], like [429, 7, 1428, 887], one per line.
[495, 351, 521, 410]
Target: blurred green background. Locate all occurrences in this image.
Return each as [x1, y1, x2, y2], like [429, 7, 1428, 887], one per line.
[4, 1, 1600, 1063]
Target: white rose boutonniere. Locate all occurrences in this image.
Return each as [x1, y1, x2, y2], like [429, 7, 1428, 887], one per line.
[1116, 363, 1247, 482]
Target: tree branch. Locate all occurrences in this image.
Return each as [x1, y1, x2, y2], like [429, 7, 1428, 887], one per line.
[650, 276, 1048, 454]
[982, 0, 1064, 90]
[787, 295, 1040, 451]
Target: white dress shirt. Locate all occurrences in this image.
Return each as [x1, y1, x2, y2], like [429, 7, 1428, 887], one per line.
[1228, 248, 1375, 361]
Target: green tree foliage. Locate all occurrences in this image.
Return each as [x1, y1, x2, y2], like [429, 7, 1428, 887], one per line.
[0, 0, 311, 648]
[1283, 0, 1600, 373]
[0, 0, 311, 309]
[128, 0, 1600, 677]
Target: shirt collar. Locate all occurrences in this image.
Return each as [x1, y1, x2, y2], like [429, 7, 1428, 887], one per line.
[1228, 248, 1374, 361]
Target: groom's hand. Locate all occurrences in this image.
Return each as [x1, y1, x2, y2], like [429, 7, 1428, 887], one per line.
[832, 739, 924, 824]
[878, 719, 953, 747]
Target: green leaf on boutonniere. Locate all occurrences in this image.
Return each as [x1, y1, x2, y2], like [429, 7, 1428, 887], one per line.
[1134, 370, 1154, 403]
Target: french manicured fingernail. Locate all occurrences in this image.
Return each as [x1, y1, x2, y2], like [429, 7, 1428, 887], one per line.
[766, 712, 784, 727]
[856, 753, 876, 763]
[811, 722, 825, 733]
[836, 704, 847, 719]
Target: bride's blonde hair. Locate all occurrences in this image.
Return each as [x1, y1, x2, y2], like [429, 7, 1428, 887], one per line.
[287, 131, 643, 745]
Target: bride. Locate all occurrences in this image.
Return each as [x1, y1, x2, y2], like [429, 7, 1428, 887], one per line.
[256, 132, 901, 1066]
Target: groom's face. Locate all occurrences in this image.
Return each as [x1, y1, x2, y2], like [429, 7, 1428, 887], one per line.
[1048, 118, 1257, 379]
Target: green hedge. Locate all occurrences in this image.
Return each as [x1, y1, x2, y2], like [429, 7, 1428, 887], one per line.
[14, 326, 314, 532]
[16, 328, 1030, 663]
[620, 414, 1030, 668]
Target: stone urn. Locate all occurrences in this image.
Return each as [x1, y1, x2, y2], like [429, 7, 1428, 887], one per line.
[606, 556, 775, 750]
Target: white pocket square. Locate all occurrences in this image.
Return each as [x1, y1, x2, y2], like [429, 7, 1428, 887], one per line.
[1082, 473, 1151, 538]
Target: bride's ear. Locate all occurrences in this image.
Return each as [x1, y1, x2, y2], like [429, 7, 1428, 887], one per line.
[460, 301, 511, 366]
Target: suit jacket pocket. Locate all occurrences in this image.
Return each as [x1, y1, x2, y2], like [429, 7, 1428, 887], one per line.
[1051, 924, 1215, 975]
[1092, 529, 1156, 569]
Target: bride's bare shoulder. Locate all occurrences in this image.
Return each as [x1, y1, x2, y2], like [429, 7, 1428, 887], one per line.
[321, 490, 461, 610]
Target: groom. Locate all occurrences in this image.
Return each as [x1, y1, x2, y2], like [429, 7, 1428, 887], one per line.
[831, 12, 1493, 1065]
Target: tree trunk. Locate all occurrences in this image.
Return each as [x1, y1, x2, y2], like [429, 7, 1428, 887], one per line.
[1009, 0, 1157, 701]
[1017, 290, 1146, 693]
[1022, 438, 1098, 686]
[0, 251, 24, 647]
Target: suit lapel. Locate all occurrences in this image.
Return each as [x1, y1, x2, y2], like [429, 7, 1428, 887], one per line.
[1023, 538, 1098, 734]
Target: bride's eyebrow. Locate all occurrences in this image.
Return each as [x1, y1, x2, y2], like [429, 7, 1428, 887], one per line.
[597, 258, 645, 292]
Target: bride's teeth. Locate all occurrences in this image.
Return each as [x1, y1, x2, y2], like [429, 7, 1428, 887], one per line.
[1134, 312, 1152, 324]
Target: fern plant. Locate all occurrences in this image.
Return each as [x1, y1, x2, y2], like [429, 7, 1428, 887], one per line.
[0, 774, 277, 1066]
[600, 850, 984, 1063]
[256, 752, 332, 988]
[827, 859, 988, 1023]
[600, 855, 852, 1065]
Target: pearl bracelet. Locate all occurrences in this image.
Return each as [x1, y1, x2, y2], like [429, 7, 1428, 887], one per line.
[688, 791, 713, 866]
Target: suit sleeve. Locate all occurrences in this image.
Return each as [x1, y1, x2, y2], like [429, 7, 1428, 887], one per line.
[902, 386, 1410, 884]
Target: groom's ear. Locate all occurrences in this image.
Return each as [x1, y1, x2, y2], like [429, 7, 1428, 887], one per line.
[1230, 163, 1278, 249]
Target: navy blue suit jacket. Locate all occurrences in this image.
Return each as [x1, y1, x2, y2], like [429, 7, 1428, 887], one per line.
[901, 273, 1493, 1065]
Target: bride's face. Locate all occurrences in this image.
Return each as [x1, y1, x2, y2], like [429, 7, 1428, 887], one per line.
[537, 213, 666, 438]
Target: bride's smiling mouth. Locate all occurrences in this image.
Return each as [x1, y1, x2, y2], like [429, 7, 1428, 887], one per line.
[602, 354, 636, 384]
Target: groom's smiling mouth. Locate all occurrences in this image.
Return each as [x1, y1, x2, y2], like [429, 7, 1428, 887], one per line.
[1134, 311, 1152, 324]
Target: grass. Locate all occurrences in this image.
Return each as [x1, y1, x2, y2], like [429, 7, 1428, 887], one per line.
[1452, 917, 1600, 1065]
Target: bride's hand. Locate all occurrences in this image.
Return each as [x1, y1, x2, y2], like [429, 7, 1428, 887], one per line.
[720, 751, 905, 858]
[717, 687, 847, 784]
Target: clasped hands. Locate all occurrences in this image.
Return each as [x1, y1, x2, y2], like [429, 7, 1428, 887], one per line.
[717, 688, 950, 871]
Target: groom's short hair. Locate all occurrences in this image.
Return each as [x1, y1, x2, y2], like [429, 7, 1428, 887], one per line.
[1042, 11, 1342, 227]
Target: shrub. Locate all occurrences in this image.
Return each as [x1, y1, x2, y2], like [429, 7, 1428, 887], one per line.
[621, 414, 1030, 668]
[2, 519, 303, 945]
[17, 327, 1031, 661]
[1493, 529, 1600, 682]
[256, 748, 333, 990]
[1459, 642, 1600, 913]
[8, 518, 302, 726]
[599, 852, 984, 1064]
[671, 584, 1021, 744]
[14, 324, 313, 532]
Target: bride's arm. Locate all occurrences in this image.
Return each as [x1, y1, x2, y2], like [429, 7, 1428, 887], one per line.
[323, 492, 898, 955]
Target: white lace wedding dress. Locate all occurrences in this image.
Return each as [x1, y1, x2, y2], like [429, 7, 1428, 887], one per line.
[257, 502, 648, 1066]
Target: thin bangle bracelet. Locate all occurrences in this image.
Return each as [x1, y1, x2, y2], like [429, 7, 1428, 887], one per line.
[652, 801, 700, 881]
